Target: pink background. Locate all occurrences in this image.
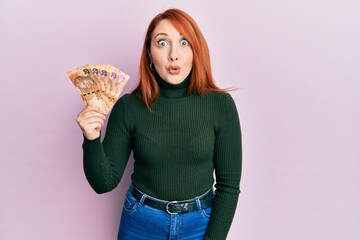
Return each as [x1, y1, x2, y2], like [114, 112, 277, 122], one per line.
[1, 0, 359, 239]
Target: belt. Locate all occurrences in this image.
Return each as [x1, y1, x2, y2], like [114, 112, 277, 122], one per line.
[129, 186, 213, 215]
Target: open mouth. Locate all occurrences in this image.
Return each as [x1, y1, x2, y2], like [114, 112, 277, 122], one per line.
[167, 65, 181, 74]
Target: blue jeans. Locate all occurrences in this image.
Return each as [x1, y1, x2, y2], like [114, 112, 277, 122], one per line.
[118, 187, 213, 240]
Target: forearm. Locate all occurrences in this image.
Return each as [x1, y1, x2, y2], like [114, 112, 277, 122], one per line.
[82, 96, 133, 193]
[82, 136, 122, 194]
[206, 93, 242, 239]
[205, 179, 240, 239]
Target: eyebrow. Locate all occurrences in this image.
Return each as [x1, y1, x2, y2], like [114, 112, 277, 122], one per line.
[154, 32, 183, 38]
[155, 33, 168, 38]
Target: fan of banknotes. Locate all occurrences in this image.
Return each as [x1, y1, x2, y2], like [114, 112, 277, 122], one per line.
[67, 64, 130, 114]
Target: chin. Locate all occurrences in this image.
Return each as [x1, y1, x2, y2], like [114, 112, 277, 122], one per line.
[170, 80, 183, 85]
[168, 76, 185, 84]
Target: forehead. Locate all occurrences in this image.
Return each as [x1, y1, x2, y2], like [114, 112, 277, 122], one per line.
[152, 19, 181, 38]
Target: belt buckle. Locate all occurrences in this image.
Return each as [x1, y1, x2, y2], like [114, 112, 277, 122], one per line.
[166, 201, 178, 215]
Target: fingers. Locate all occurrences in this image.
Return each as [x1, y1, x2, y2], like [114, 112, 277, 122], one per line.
[78, 112, 106, 124]
[79, 116, 105, 129]
[80, 121, 103, 140]
[76, 106, 106, 126]
[78, 105, 102, 116]
[76, 106, 106, 140]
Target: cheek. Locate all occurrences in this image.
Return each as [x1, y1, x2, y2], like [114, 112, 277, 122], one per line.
[150, 45, 165, 63]
[150, 51, 164, 66]
[152, 56, 162, 66]
[186, 52, 194, 67]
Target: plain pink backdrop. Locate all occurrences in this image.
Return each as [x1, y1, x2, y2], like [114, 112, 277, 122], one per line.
[1, 0, 359, 239]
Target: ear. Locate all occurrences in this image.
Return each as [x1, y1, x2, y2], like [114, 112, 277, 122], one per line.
[147, 49, 152, 59]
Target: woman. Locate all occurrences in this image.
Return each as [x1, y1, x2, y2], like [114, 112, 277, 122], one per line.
[76, 8, 242, 240]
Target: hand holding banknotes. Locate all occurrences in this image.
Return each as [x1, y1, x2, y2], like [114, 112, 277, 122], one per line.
[67, 64, 130, 139]
[76, 105, 106, 140]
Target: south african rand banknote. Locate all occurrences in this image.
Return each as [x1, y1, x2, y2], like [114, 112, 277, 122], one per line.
[67, 64, 130, 114]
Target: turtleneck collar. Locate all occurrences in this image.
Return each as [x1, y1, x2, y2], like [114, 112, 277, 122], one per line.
[155, 71, 192, 98]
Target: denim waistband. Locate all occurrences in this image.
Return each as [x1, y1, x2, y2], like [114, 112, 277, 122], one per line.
[129, 185, 213, 214]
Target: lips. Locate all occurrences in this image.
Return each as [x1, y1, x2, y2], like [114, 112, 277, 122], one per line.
[167, 65, 181, 75]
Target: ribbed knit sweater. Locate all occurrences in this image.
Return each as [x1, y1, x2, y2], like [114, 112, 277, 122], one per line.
[82, 74, 242, 239]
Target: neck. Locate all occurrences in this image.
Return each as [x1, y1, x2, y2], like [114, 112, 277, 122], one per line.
[155, 71, 192, 98]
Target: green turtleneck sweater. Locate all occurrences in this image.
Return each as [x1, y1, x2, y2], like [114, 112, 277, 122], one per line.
[82, 74, 242, 239]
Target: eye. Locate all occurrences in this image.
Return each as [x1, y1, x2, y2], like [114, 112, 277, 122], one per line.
[157, 39, 169, 47]
[180, 39, 190, 46]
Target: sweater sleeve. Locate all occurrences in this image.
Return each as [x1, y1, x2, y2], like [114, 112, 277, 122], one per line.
[82, 96, 132, 194]
[206, 94, 242, 239]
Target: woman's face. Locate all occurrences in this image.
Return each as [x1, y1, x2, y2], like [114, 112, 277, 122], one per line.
[150, 19, 193, 85]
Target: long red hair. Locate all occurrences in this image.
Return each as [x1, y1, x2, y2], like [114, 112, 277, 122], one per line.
[132, 8, 225, 108]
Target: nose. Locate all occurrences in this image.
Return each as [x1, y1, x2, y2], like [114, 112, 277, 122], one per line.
[168, 56, 178, 61]
[168, 46, 179, 62]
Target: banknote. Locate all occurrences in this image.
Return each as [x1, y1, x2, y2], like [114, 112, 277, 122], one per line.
[67, 64, 130, 114]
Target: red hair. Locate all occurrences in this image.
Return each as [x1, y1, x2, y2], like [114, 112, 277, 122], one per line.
[132, 8, 225, 109]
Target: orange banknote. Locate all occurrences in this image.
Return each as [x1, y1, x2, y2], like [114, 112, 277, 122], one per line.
[67, 64, 130, 114]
